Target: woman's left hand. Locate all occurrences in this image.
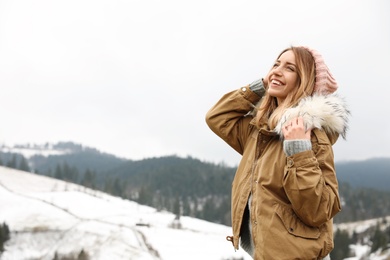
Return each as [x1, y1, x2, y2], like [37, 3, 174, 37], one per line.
[282, 116, 311, 140]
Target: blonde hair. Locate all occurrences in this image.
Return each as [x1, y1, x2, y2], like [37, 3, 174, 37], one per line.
[256, 46, 316, 129]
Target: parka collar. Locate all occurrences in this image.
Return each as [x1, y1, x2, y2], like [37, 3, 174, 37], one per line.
[251, 94, 350, 142]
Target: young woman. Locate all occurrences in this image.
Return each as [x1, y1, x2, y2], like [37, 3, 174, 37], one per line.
[206, 46, 350, 259]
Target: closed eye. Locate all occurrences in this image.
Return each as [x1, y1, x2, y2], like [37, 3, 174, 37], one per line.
[287, 66, 295, 72]
[286, 62, 297, 72]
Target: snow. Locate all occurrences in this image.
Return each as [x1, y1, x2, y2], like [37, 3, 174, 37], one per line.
[344, 244, 371, 260]
[336, 217, 390, 237]
[0, 146, 70, 158]
[2, 166, 390, 260]
[0, 166, 251, 260]
[334, 216, 390, 260]
[345, 244, 390, 260]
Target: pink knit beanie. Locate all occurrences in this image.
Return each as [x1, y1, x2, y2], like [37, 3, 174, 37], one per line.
[300, 46, 338, 94]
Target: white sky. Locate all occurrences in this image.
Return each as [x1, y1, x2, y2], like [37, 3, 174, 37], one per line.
[0, 0, 389, 166]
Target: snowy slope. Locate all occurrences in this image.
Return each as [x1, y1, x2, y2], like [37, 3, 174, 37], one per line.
[0, 166, 251, 260]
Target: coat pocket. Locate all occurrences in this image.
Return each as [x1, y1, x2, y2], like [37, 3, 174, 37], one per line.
[275, 204, 320, 239]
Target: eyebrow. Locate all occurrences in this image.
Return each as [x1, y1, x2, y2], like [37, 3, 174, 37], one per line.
[286, 62, 297, 67]
[277, 60, 297, 67]
[276, 59, 297, 66]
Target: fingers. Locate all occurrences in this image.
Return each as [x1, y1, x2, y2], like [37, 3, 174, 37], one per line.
[296, 116, 304, 126]
[282, 116, 312, 140]
[284, 116, 304, 128]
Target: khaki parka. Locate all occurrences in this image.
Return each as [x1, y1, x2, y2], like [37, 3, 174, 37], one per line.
[206, 86, 349, 259]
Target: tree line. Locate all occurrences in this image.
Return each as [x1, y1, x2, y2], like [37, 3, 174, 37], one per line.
[0, 154, 30, 172]
[331, 218, 390, 259]
[0, 223, 10, 253]
[42, 157, 233, 224]
[1, 152, 390, 226]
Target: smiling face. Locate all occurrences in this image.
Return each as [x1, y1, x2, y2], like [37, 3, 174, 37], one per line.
[266, 50, 299, 104]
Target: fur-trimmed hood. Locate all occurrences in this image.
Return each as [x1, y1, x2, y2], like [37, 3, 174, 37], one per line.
[274, 94, 350, 141]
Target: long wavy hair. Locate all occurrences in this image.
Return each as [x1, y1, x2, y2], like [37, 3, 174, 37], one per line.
[256, 46, 316, 129]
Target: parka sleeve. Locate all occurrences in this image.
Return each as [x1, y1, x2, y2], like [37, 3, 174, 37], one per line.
[205, 86, 261, 155]
[282, 129, 342, 227]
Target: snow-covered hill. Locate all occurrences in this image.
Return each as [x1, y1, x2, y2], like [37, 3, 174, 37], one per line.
[0, 143, 71, 159]
[1, 165, 390, 260]
[0, 166, 251, 260]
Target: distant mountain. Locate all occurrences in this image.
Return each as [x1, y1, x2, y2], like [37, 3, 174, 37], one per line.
[0, 142, 127, 174]
[336, 158, 390, 191]
[2, 142, 389, 190]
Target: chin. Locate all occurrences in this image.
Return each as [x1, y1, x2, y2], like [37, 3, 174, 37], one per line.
[267, 89, 281, 97]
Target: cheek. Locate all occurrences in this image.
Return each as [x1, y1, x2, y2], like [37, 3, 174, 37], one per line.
[288, 75, 299, 87]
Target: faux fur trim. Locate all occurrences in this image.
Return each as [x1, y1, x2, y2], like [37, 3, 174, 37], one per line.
[274, 94, 350, 139]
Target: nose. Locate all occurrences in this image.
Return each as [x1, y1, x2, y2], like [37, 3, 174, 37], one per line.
[272, 66, 282, 75]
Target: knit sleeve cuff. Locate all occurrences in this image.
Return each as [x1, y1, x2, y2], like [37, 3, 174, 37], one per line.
[283, 140, 312, 157]
[249, 79, 266, 97]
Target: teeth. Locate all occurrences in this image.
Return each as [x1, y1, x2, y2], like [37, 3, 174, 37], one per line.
[272, 79, 282, 85]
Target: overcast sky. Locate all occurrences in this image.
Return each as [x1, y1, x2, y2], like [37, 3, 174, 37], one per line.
[0, 0, 389, 166]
